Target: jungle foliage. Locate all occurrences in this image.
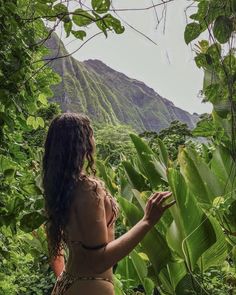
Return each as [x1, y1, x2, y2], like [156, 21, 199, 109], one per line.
[0, 0, 236, 295]
[98, 0, 236, 294]
[0, 0, 124, 294]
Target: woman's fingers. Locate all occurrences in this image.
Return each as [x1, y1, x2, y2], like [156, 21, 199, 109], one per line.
[150, 191, 171, 201]
[162, 199, 176, 210]
[156, 192, 172, 206]
[149, 192, 160, 200]
[144, 191, 176, 226]
[148, 191, 175, 211]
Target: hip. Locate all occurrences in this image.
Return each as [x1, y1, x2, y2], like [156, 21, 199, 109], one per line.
[51, 270, 115, 295]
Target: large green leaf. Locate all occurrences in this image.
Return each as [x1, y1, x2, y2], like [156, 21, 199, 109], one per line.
[166, 218, 184, 259]
[159, 260, 187, 293]
[178, 147, 223, 205]
[96, 160, 117, 195]
[131, 189, 149, 211]
[119, 172, 133, 201]
[152, 156, 168, 183]
[210, 145, 236, 192]
[114, 276, 125, 295]
[167, 260, 187, 292]
[198, 215, 227, 271]
[116, 245, 154, 294]
[132, 189, 173, 234]
[129, 134, 163, 188]
[130, 250, 154, 295]
[118, 196, 172, 274]
[167, 168, 216, 270]
[116, 255, 141, 289]
[158, 267, 174, 294]
[159, 260, 187, 295]
[122, 161, 149, 192]
[157, 138, 169, 167]
[175, 273, 208, 295]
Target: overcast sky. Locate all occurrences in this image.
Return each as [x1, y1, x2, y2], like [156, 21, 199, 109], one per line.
[55, 0, 212, 115]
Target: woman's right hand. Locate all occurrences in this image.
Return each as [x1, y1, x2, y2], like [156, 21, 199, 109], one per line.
[142, 191, 176, 228]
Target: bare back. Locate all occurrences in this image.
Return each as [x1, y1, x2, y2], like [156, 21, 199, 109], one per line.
[62, 176, 118, 295]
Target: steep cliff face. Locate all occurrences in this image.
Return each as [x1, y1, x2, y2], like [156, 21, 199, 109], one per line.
[46, 33, 199, 132]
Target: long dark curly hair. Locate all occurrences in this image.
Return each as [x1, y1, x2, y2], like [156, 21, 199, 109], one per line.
[42, 112, 96, 259]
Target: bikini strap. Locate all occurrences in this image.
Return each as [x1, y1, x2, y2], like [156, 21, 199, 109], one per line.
[69, 240, 108, 250]
[105, 193, 119, 227]
[76, 276, 114, 285]
[80, 242, 108, 250]
[60, 271, 114, 286]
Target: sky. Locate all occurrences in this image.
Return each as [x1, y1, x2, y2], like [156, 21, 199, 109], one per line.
[55, 0, 212, 115]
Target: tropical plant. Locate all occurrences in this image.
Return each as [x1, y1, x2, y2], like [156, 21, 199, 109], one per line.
[1, 0, 236, 294]
[97, 132, 235, 294]
[0, 0, 125, 294]
[98, 1, 236, 293]
[140, 120, 192, 160]
[94, 123, 136, 166]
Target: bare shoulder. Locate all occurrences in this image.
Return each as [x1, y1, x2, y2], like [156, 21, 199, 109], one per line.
[72, 175, 108, 246]
[73, 175, 106, 208]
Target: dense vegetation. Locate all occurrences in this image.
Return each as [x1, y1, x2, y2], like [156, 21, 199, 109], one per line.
[0, 0, 235, 294]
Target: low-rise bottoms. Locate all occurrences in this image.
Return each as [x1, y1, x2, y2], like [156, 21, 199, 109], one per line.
[51, 270, 114, 295]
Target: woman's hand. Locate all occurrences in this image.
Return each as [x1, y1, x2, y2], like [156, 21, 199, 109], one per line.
[142, 191, 176, 228]
[79, 187, 176, 272]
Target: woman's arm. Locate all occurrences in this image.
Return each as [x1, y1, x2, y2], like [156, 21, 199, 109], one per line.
[45, 226, 65, 277]
[77, 186, 175, 274]
[95, 217, 152, 273]
[50, 248, 65, 277]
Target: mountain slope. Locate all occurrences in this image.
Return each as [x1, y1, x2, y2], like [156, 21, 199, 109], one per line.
[46, 34, 198, 132]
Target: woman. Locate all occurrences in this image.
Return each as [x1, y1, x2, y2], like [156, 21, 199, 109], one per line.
[42, 112, 175, 295]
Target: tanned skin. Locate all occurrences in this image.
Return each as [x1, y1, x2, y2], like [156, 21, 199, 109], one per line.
[50, 179, 175, 295]
[49, 134, 176, 294]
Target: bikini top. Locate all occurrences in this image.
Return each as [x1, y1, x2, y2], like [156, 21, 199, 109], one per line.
[104, 189, 119, 227]
[65, 176, 119, 250]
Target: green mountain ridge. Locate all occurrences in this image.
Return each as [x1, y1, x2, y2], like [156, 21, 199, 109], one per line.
[46, 33, 199, 132]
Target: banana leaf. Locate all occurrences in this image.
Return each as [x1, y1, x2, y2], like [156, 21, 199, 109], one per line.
[178, 147, 223, 205]
[167, 168, 216, 271]
[114, 276, 126, 295]
[119, 172, 133, 201]
[130, 250, 154, 295]
[197, 215, 227, 271]
[152, 156, 168, 183]
[122, 161, 150, 192]
[118, 196, 172, 274]
[132, 189, 173, 235]
[116, 255, 141, 289]
[159, 260, 187, 294]
[167, 260, 187, 292]
[175, 273, 208, 295]
[129, 134, 163, 188]
[96, 160, 117, 195]
[210, 145, 236, 192]
[210, 145, 236, 231]
[157, 138, 169, 167]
